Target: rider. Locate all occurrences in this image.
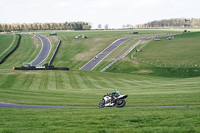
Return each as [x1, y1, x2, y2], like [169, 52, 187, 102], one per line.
[107, 89, 121, 101]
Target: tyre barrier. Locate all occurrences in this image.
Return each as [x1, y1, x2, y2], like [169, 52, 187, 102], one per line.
[48, 40, 62, 66]
[13, 66, 69, 71]
[0, 34, 21, 64]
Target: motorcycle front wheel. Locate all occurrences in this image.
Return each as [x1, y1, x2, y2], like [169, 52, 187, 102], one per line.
[116, 99, 126, 108]
[98, 100, 105, 108]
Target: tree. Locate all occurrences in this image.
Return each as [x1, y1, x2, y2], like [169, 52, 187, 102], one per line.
[0, 21, 91, 31]
[98, 24, 102, 29]
[83, 25, 91, 30]
[104, 24, 109, 30]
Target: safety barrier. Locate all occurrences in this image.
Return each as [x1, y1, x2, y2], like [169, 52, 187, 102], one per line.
[48, 40, 62, 66]
[13, 66, 69, 71]
[0, 34, 21, 64]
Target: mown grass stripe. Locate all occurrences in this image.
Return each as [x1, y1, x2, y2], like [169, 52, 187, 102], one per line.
[79, 72, 96, 89]
[22, 74, 35, 90]
[0, 74, 16, 89]
[11, 73, 27, 90]
[28, 73, 40, 90]
[68, 72, 80, 89]
[72, 72, 88, 89]
[46, 71, 56, 90]
[55, 71, 64, 90]
[61, 71, 72, 90]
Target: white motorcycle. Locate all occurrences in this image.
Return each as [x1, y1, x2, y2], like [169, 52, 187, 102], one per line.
[98, 94, 128, 108]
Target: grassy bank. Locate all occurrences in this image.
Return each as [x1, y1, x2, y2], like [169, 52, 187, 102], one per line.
[0, 107, 199, 132]
[0, 33, 16, 61]
[0, 34, 41, 69]
[106, 32, 200, 77]
[0, 70, 199, 106]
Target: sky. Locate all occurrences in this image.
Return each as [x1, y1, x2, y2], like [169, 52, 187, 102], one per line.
[0, 0, 200, 28]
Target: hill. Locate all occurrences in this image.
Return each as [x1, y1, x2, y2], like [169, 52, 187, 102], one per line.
[137, 18, 200, 28]
[106, 31, 200, 77]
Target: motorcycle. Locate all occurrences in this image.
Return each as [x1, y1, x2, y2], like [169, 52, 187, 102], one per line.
[98, 94, 128, 108]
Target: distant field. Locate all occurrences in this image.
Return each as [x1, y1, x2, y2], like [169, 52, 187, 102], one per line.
[38, 29, 182, 70]
[135, 32, 200, 66]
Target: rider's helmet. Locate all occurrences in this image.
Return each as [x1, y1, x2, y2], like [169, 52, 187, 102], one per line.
[113, 89, 121, 95]
[113, 89, 117, 94]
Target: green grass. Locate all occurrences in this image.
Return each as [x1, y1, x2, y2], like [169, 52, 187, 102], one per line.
[0, 34, 14, 53]
[135, 32, 200, 65]
[94, 39, 140, 71]
[0, 33, 15, 60]
[106, 32, 200, 77]
[0, 107, 199, 133]
[42, 30, 181, 70]
[0, 30, 200, 132]
[0, 34, 41, 69]
[0, 70, 200, 106]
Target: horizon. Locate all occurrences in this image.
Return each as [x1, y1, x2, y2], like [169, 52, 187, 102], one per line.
[1, 0, 200, 28]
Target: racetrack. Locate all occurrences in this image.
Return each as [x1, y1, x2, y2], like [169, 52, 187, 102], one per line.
[30, 34, 51, 66]
[1, 102, 199, 109]
[80, 36, 146, 70]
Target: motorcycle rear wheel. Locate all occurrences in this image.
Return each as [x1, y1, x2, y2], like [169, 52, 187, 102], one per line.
[116, 99, 126, 108]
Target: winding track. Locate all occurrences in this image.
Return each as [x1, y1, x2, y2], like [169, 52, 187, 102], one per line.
[0, 102, 199, 109]
[30, 34, 51, 66]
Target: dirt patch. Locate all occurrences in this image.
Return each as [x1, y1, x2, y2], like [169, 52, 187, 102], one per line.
[32, 36, 41, 48]
[132, 69, 153, 74]
[73, 38, 109, 61]
[122, 57, 139, 66]
[24, 72, 39, 75]
[48, 36, 59, 44]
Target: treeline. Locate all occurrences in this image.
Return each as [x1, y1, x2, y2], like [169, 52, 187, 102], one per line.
[137, 18, 200, 28]
[0, 22, 91, 32]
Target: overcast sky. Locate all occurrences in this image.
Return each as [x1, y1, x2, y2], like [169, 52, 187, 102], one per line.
[0, 0, 200, 28]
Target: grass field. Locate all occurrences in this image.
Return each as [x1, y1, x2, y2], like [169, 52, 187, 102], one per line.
[0, 29, 200, 132]
[0, 70, 199, 106]
[0, 33, 16, 61]
[106, 31, 200, 77]
[0, 33, 14, 54]
[0, 34, 41, 69]
[39, 29, 182, 70]
[0, 107, 200, 133]
[134, 32, 200, 65]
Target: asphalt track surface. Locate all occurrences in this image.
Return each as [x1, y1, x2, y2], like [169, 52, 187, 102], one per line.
[80, 36, 145, 70]
[30, 34, 51, 66]
[0, 103, 199, 109]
